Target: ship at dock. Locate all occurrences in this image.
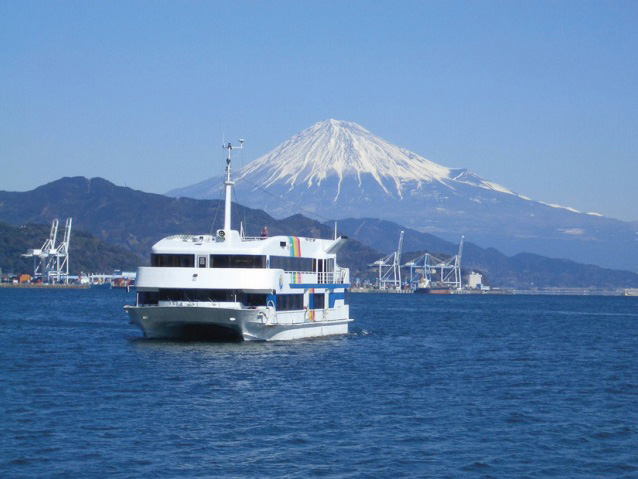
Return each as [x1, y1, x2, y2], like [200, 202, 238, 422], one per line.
[124, 141, 353, 341]
[414, 284, 454, 295]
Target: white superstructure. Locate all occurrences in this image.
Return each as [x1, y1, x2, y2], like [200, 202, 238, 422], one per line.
[125, 141, 352, 341]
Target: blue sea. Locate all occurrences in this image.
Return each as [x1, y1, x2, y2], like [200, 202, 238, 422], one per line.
[1, 288, 637, 478]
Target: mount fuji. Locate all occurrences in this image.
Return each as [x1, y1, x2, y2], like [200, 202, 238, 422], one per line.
[167, 120, 638, 272]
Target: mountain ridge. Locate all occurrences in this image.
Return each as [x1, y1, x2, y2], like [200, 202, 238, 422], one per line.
[0, 176, 379, 278]
[1, 177, 637, 289]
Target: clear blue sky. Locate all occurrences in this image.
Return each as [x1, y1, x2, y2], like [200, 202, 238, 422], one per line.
[2, 1, 637, 221]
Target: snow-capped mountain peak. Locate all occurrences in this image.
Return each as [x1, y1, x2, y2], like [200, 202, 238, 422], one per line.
[237, 119, 462, 199]
[169, 118, 519, 203]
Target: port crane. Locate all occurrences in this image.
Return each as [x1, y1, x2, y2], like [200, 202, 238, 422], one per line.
[370, 230, 404, 290]
[22, 218, 73, 283]
[405, 235, 464, 291]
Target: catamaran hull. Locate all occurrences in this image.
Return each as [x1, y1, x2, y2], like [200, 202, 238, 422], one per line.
[124, 305, 352, 341]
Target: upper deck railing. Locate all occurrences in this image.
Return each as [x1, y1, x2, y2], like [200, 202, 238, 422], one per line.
[287, 268, 348, 285]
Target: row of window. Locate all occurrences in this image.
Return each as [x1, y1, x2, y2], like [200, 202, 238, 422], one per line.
[275, 294, 303, 311]
[211, 255, 266, 268]
[137, 289, 332, 311]
[139, 289, 267, 306]
[151, 254, 195, 268]
[270, 256, 314, 272]
[268, 294, 324, 311]
[150, 254, 334, 273]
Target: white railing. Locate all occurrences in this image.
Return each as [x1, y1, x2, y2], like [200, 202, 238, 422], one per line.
[241, 236, 269, 242]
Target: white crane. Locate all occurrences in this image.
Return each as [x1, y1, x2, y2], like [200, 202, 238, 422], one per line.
[22, 218, 72, 283]
[370, 230, 404, 290]
[406, 235, 464, 291]
[54, 218, 72, 283]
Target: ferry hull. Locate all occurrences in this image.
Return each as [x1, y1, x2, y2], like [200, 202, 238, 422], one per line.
[124, 305, 352, 341]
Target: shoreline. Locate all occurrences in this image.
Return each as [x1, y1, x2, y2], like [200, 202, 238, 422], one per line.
[0, 283, 90, 290]
[349, 287, 631, 296]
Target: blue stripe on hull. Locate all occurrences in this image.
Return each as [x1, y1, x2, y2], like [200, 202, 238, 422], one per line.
[329, 292, 346, 308]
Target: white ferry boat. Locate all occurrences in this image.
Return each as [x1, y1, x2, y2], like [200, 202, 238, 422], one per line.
[125, 141, 352, 341]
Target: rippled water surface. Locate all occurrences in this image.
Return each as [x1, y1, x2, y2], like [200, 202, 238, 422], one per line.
[1, 288, 637, 478]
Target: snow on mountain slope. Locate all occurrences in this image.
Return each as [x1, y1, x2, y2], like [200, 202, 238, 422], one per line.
[238, 120, 454, 199]
[235, 119, 522, 201]
[170, 119, 522, 200]
[167, 119, 638, 272]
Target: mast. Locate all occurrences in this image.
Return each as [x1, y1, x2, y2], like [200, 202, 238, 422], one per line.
[222, 139, 243, 233]
[396, 230, 404, 290]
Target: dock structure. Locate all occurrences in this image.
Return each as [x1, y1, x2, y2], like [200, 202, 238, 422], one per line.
[0, 282, 89, 289]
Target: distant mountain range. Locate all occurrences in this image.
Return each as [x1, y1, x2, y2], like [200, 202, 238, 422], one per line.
[333, 218, 638, 290]
[1, 177, 637, 289]
[0, 177, 380, 278]
[167, 119, 638, 273]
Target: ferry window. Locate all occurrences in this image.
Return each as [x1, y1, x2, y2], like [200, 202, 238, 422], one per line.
[198, 256, 207, 268]
[243, 293, 268, 307]
[158, 289, 237, 302]
[151, 254, 195, 267]
[311, 293, 325, 310]
[315, 259, 334, 273]
[270, 256, 313, 272]
[210, 255, 266, 268]
[276, 294, 304, 311]
[155, 289, 267, 305]
[138, 291, 159, 305]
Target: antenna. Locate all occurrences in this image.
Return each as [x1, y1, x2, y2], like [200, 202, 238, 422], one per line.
[221, 139, 244, 234]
